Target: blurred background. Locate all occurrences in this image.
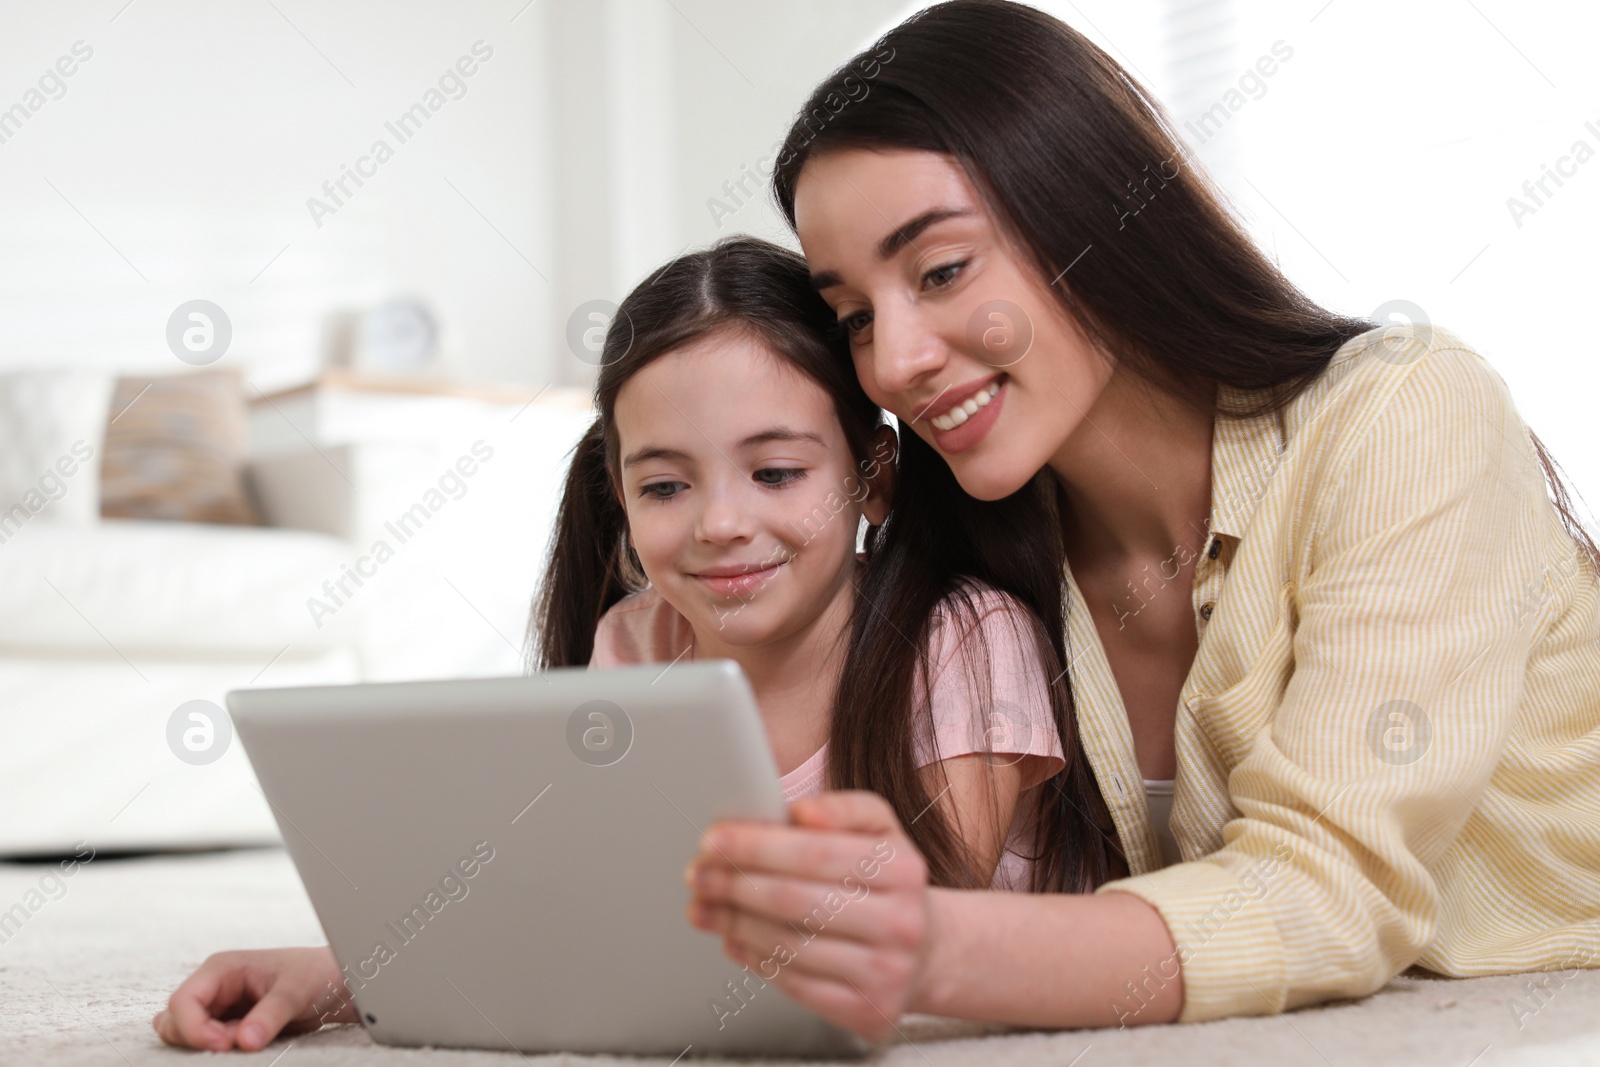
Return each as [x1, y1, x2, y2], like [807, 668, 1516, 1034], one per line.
[1, 0, 1595, 852]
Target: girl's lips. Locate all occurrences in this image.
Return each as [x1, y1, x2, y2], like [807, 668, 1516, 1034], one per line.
[929, 376, 1006, 455]
[693, 563, 782, 598]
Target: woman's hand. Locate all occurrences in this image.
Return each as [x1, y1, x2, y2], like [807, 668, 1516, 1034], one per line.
[685, 790, 934, 1040]
[152, 945, 356, 1051]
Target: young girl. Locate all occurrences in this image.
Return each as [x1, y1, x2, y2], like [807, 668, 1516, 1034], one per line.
[152, 236, 1123, 1052]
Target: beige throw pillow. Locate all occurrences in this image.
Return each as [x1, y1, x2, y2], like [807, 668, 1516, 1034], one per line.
[100, 368, 261, 525]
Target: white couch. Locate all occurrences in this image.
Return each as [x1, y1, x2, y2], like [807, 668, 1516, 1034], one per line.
[0, 517, 367, 854]
[0, 379, 593, 856]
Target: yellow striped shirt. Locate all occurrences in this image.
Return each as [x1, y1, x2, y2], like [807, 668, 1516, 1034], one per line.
[1079, 322, 1600, 1023]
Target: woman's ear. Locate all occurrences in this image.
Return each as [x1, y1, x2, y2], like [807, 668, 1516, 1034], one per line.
[861, 424, 897, 527]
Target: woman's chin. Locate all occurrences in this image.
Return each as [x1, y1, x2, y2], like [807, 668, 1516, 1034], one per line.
[950, 457, 1038, 502]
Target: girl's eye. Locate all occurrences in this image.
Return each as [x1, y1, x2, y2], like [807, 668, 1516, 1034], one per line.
[754, 467, 805, 488]
[922, 260, 968, 289]
[639, 481, 684, 501]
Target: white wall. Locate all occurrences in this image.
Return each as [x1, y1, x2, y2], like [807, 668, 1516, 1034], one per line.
[0, 1, 550, 392]
[1170, 0, 1600, 507]
[0, 0, 905, 394]
[3, 0, 1594, 503]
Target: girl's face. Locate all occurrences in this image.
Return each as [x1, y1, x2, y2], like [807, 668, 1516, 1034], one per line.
[793, 147, 1114, 502]
[612, 330, 891, 651]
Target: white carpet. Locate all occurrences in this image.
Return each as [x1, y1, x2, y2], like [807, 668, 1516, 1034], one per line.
[3, 847, 1599, 1066]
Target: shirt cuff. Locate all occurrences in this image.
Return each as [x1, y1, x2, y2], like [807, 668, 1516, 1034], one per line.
[1094, 857, 1290, 1023]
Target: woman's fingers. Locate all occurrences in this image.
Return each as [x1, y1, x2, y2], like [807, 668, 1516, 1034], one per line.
[696, 822, 920, 888]
[691, 865, 923, 946]
[684, 792, 934, 1041]
[787, 790, 907, 836]
[694, 791, 919, 888]
[714, 906, 919, 988]
[721, 935, 913, 1041]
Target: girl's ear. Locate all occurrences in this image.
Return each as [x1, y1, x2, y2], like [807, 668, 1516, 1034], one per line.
[612, 481, 634, 549]
[861, 424, 898, 526]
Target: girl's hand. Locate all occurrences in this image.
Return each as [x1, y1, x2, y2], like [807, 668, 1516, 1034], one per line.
[686, 790, 934, 1040]
[152, 945, 356, 1051]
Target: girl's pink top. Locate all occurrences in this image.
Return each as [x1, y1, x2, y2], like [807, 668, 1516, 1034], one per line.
[587, 582, 1065, 890]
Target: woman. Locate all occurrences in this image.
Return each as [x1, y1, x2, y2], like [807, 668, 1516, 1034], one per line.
[684, 0, 1600, 1037]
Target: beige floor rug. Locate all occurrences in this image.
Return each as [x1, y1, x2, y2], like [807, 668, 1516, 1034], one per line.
[3, 847, 1598, 1066]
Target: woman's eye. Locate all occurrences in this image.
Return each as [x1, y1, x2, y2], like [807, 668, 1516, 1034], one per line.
[754, 468, 805, 488]
[639, 481, 684, 501]
[835, 310, 873, 338]
[922, 260, 968, 289]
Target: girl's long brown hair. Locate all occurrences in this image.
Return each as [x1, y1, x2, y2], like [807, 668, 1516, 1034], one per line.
[528, 235, 1113, 890]
[771, 0, 1598, 882]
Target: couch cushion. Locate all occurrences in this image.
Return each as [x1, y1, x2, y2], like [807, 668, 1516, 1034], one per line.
[100, 368, 262, 526]
[0, 368, 115, 528]
[0, 518, 363, 653]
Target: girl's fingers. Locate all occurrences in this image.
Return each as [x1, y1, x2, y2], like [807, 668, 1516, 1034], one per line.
[153, 948, 346, 1051]
[153, 1007, 226, 1051]
[234, 981, 318, 1050]
[155, 962, 242, 1050]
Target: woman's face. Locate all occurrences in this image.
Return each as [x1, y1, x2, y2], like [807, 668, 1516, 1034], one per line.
[794, 147, 1114, 501]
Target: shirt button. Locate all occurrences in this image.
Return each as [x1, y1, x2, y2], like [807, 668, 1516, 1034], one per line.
[1208, 539, 1222, 560]
[1200, 601, 1214, 620]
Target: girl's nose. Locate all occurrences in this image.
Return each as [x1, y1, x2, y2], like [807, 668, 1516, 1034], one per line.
[695, 479, 756, 544]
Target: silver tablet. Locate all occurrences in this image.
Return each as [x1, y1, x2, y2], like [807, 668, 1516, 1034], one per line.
[228, 661, 865, 1058]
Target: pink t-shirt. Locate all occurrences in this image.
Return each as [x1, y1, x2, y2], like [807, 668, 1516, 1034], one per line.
[587, 582, 1065, 890]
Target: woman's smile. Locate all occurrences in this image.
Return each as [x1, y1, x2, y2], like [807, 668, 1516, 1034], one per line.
[922, 374, 1007, 453]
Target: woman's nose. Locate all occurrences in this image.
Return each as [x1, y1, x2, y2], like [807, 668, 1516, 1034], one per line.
[870, 306, 946, 397]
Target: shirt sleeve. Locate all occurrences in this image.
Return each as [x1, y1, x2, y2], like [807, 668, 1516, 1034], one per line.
[914, 587, 1067, 791]
[1095, 341, 1549, 1022]
[586, 588, 692, 670]
[585, 603, 615, 669]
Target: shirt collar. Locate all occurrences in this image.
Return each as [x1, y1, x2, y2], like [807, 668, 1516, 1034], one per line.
[1208, 382, 1287, 543]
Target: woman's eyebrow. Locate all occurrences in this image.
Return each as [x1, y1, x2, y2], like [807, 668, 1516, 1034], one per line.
[809, 206, 974, 290]
[878, 207, 972, 259]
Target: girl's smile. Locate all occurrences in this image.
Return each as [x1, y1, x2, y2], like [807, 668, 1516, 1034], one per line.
[690, 559, 787, 599]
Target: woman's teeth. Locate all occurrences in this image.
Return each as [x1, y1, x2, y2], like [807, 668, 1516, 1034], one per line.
[930, 381, 1001, 431]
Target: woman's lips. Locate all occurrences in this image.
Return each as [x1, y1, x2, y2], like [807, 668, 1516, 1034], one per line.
[928, 375, 1006, 454]
[692, 563, 782, 598]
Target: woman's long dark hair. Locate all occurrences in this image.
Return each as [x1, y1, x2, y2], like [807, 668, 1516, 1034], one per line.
[528, 235, 1114, 890]
[769, 0, 1599, 882]
[772, 0, 1597, 566]
[839, 426, 1128, 892]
